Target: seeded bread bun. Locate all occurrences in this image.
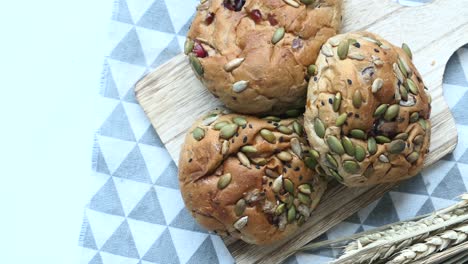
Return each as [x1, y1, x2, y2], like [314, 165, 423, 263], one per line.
[185, 0, 342, 115]
[304, 32, 431, 187]
[178, 109, 327, 245]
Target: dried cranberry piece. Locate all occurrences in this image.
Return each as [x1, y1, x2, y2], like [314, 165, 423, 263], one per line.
[193, 41, 208, 58]
[223, 0, 245, 12]
[268, 14, 278, 26]
[249, 9, 262, 23]
[205, 12, 215, 25]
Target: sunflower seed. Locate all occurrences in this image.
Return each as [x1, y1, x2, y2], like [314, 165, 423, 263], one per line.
[277, 151, 293, 162]
[374, 59, 384, 66]
[234, 216, 249, 230]
[337, 40, 349, 60]
[401, 94, 417, 107]
[428, 94, 432, 104]
[314, 118, 326, 138]
[379, 154, 390, 163]
[192, 127, 205, 141]
[298, 193, 311, 205]
[291, 138, 303, 159]
[407, 79, 419, 95]
[389, 139, 406, 154]
[214, 121, 229, 130]
[327, 136, 345, 155]
[341, 136, 355, 156]
[321, 43, 334, 57]
[224, 58, 245, 72]
[350, 129, 367, 140]
[395, 133, 409, 140]
[343, 160, 360, 174]
[384, 104, 400, 121]
[283, 0, 300, 7]
[307, 64, 317, 76]
[233, 80, 249, 93]
[272, 175, 283, 193]
[241, 145, 257, 153]
[233, 116, 247, 126]
[393, 63, 404, 83]
[413, 135, 424, 145]
[272, 27, 286, 44]
[260, 129, 276, 143]
[265, 168, 280, 178]
[293, 121, 303, 136]
[237, 152, 251, 168]
[418, 119, 427, 130]
[374, 104, 389, 117]
[220, 124, 238, 139]
[330, 169, 344, 182]
[189, 55, 204, 76]
[410, 112, 419, 123]
[221, 140, 230, 155]
[353, 90, 363, 108]
[336, 113, 347, 126]
[326, 153, 338, 168]
[376, 135, 391, 144]
[355, 145, 366, 162]
[394, 82, 402, 102]
[407, 152, 420, 163]
[372, 78, 384, 93]
[278, 125, 293, 135]
[202, 115, 218, 126]
[235, 199, 246, 216]
[284, 179, 294, 194]
[298, 184, 312, 194]
[275, 203, 286, 216]
[348, 52, 365, 61]
[402, 43, 413, 59]
[217, 173, 232, 189]
[400, 85, 409, 101]
[333, 92, 342, 112]
[368, 137, 377, 155]
[184, 39, 194, 55]
[287, 205, 296, 223]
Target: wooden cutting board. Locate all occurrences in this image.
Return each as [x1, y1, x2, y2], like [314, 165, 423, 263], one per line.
[135, 0, 468, 263]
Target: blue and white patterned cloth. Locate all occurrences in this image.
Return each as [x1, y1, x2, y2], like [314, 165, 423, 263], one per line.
[79, 0, 468, 263]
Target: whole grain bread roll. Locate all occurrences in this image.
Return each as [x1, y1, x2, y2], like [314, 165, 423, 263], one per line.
[304, 32, 431, 187]
[178, 109, 327, 245]
[185, 0, 342, 115]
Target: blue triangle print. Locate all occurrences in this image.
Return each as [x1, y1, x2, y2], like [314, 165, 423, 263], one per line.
[344, 212, 361, 224]
[80, 218, 98, 250]
[142, 228, 180, 264]
[128, 188, 166, 225]
[355, 225, 365, 233]
[303, 233, 334, 258]
[123, 87, 138, 104]
[101, 63, 120, 99]
[187, 236, 219, 264]
[89, 253, 103, 264]
[169, 208, 207, 233]
[113, 0, 133, 24]
[110, 27, 147, 66]
[443, 52, 468, 86]
[459, 148, 468, 164]
[101, 220, 140, 259]
[152, 36, 181, 68]
[283, 256, 298, 264]
[155, 161, 179, 189]
[178, 14, 195, 36]
[100, 103, 136, 142]
[394, 173, 428, 195]
[416, 198, 435, 216]
[138, 126, 163, 147]
[113, 145, 152, 184]
[95, 141, 111, 175]
[442, 153, 456, 161]
[89, 177, 125, 216]
[136, 0, 175, 33]
[451, 91, 468, 126]
[431, 164, 467, 199]
[363, 193, 399, 226]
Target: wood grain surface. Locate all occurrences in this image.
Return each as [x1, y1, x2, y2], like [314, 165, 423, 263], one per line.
[135, 0, 468, 263]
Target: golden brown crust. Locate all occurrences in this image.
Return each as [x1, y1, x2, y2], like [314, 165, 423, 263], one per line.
[186, 0, 342, 115]
[178, 109, 327, 245]
[304, 32, 432, 187]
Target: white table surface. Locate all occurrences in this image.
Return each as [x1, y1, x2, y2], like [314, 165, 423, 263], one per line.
[0, 0, 113, 262]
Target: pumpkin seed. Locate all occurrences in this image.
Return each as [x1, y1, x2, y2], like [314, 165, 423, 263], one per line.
[304, 156, 317, 169]
[237, 152, 251, 168]
[376, 135, 391, 144]
[224, 58, 245, 72]
[251, 157, 267, 165]
[407, 79, 419, 95]
[214, 121, 229, 130]
[400, 85, 409, 101]
[300, 0, 315, 5]
[189, 55, 204, 76]
[410, 112, 419, 123]
[287, 205, 296, 223]
[389, 139, 406, 154]
[307, 64, 317, 76]
[293, 121, 303, 136]
[407, 152, 420, 163]
[260, 129, 276, 143]
[275, 203, 286, 216]
[327, 136, 345, 155]
[384, 104, 400, 121]
[314, 118, 326, 138]
[272, 175, 283, 193]
[217, 173, 232, 189]
[395, 133, 409, 140]
[372, 78, 384, 93]
[326, 153, 338, 168]
[309, 149, 320, 160]
[414, 135, 424, 145]
[330, 169, 344, 182]
[220, 124, 238, 139]
[298, 193, 311, 205]
[278, 125, 293, 135]
[233, 116, 247, 126]
[321, 43, 334, 57]
[284, 179, 294, 194]
[203, 114, 218, 126]
[418, 119, 427, 130]
[241, 145, 257, 153]
[297, 215, 305, 226]
[272, 27, 286, 44]
[355, 145, 366, 162]
[336, 113, 347, 126]
[362, 37, 382, 46]
[343, 160, 360, 174]
[368, 137, 377, 155]
[393, 63, 405, 83]
[192, 127, 205, 141]
[374, 104, 389, 117]
[184, 39, 194, 55]
[333, 92, 342, 112]
[266, 168, 280, 178]
[291, 138, 303, 158]
[233, 216, 248, 230]
[337, 40, 349, 60]
[286, 109, 300, 117]
[350, 129, 367, 140]
[263, 116, 280, 122]
[233, 80, 249, 93]
[277, 151, 293, 162]
[285, 194, 294, 208]
[352, 90, 363, 108]
[342, 136, 355, 156]
[379, 154, 390, 163]
[398, 57, 408, 77]
[348, 38, 358, 45]
[235, 199, 246, 216]
[221, 140, 230, 155]
[402, 43, 413, 59]
[298, 184, 312, 194]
